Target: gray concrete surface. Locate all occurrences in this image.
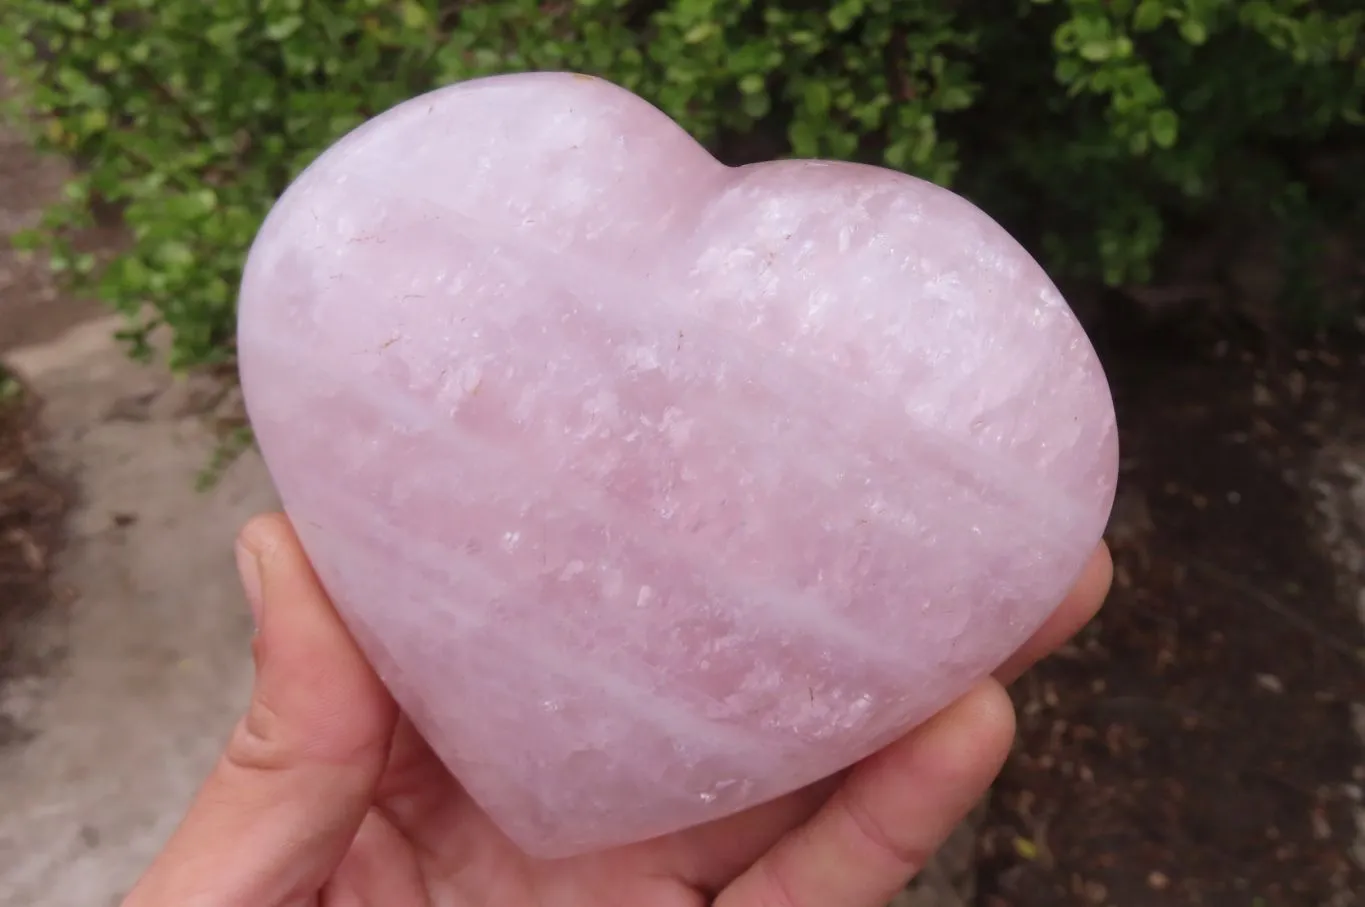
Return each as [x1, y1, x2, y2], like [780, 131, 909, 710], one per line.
[0, 317, 275, 907]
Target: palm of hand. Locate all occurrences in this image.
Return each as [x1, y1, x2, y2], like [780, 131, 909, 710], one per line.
[326, 666, 1022, 907]
[334, 714, 832, 906]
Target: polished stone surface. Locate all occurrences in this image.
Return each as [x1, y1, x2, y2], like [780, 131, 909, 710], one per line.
[237, 72, 1119, 857]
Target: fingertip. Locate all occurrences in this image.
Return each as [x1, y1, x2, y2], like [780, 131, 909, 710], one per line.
[244, 512, 331, 628]
[877, 678, 1016, 786]
[236, 512, 295, 565]
[1059, 542, 1113, 634]
[958, 677, 1015, 731]
[952, 679, 1016, 770]
[714, 681, 1019, 907]
[1085, 541, 1114, 603]
[236, 510, 397, 767]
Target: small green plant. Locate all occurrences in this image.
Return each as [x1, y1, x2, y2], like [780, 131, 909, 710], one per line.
[1, 0, 1361, 372]
[0, 366, 23, 406]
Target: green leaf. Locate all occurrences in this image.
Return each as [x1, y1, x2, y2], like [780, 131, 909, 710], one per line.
[828, 0, 865, 33]
[205, 19, 248, 47]
[79, 107, 108, 133]
[1178, 17, 1208, 45]
[400, 1, 430, 30]
[1079, 38, 1115, 61]
[264, 15, 303, 42]
[1149, 108, 1179, 148]
[789, 117, 821, 157]
[683, 22, 717, 44]
[802, 79, 832, 115]
[1133, 0, 1167, 32]
[10, 228, 42, 254]
[1055, 57, 1083, 83]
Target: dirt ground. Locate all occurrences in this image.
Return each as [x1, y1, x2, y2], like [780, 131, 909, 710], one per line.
[0, 84, 91, 750]
[0, 367, 66, 746]
[979, 319, 1365, 907]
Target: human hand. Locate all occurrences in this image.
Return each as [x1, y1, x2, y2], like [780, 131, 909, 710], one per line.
[122, 513, 1111, 907]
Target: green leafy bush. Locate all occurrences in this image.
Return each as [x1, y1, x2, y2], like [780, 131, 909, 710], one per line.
[1, 0, 1361, 369]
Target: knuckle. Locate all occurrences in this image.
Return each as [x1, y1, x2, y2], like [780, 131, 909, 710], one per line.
[756, 858, 807, 907]
[838, 789, 933, 872]
[224, 694, 291, 773]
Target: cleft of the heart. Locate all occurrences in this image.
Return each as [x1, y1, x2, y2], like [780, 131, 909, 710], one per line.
[236, 71, 1118, 858]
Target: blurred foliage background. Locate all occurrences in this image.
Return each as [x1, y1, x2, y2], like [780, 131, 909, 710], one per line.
[0, 0, 1362, 369]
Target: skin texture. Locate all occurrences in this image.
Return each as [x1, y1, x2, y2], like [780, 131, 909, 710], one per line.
[121, 513, 1111, 907]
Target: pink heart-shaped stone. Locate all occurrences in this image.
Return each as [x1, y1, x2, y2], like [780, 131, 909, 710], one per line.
[237, 72, 1118, 858]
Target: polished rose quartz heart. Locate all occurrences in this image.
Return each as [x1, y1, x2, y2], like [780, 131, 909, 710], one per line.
[236, 72, 1118, 857]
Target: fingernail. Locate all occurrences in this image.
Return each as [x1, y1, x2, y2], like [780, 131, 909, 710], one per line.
[235, 540, 264, 628]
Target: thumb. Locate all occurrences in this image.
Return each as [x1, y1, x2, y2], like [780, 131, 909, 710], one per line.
[124, 513, 399, 906]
